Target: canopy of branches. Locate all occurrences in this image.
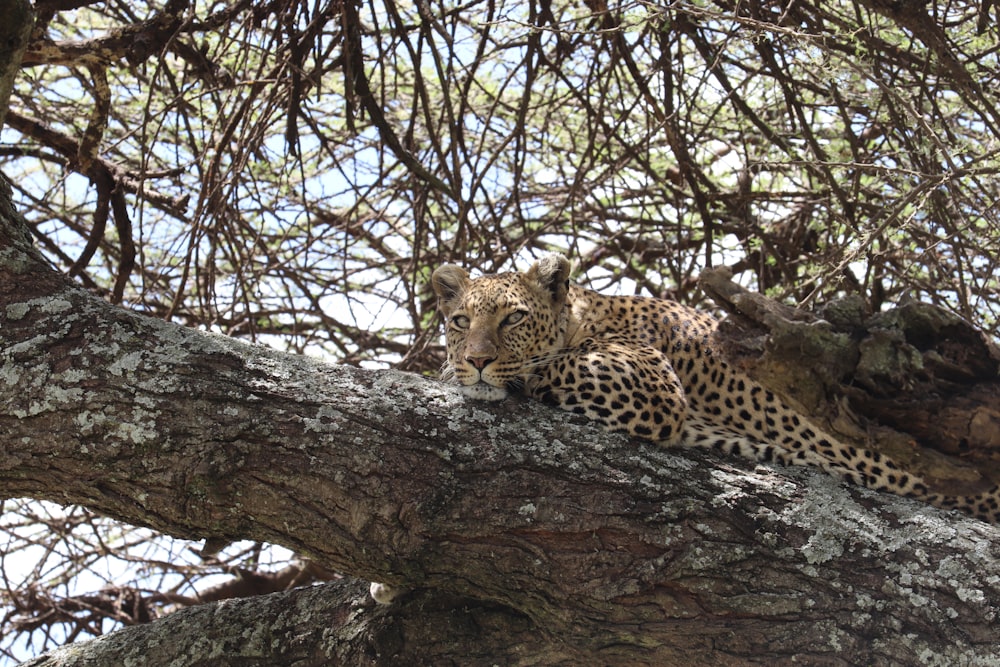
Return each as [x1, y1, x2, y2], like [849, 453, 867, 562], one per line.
[8, 0, 1000, 365]
[3, 0, 1000, 660]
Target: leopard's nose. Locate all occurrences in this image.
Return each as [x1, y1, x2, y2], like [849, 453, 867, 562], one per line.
[466, 355, 496, 370]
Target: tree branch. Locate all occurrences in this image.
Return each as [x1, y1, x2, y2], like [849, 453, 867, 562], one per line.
[4, 184, 1000, 663]
[701, 266, 1000, 480]
[18, 580, 580, 667]
[21, 0, 190, 67]
[0, 0, 32, 130]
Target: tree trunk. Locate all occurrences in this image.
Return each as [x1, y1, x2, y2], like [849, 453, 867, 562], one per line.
[3, 178, 1000, 664]
[0, 0, 32, 131]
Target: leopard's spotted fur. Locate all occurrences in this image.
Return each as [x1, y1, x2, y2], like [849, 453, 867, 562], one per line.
[431, 253, 1000, 524]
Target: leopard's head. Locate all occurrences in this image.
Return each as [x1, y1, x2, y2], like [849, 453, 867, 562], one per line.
[431, 254, 571, 400]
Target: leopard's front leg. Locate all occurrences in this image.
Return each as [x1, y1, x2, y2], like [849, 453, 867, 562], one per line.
[524, 336, 687, 445]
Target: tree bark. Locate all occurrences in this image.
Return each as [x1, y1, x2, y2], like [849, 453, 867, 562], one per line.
[701, 267, 1000, 487]
[0, 0, 32, 131]
[3, 178, 1000, 665]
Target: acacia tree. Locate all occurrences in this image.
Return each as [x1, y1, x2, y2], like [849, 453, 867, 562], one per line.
[2, 0, 1000, 663]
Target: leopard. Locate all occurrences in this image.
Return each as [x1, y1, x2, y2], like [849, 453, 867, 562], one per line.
[433, 253, 1000, 518]
[369, 252, 1000, 604]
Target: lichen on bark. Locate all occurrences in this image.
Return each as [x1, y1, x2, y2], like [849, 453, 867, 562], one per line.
[4, 184, 1000, 664]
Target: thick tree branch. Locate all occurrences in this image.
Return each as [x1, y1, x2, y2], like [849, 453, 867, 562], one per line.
[0, 0, 32, 130]
[701, 266, 1000, 481]
[4, 186, 1000, 663]
[19, 580, 582, 667]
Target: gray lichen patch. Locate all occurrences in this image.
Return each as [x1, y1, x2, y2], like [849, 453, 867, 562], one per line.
[4, 301, 29, 320]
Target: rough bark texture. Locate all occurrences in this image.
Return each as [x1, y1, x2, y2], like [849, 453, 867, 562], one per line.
[0, 0, 32, 131]
[4, 181, 1000, 664]
[702, 267, 1000, 490]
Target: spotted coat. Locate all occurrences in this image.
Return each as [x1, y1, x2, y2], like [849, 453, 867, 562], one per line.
[431, 254, 1000, 523]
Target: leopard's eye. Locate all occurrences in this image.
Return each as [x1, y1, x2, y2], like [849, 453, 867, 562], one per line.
[451, 315, 471, 330]
[502, 311, 527, 326]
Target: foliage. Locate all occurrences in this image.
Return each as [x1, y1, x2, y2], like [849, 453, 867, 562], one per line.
[3, 0, 1000, 660]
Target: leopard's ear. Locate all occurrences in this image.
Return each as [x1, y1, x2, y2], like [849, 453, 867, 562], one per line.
[431, 264, 470, 316]
[525, 253, 571, 305]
